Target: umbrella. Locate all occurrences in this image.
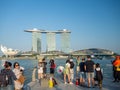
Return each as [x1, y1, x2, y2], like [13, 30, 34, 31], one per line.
[57, 66, 64, 75]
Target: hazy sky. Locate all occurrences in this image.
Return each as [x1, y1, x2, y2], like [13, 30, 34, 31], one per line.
[0, 0, 120, 54]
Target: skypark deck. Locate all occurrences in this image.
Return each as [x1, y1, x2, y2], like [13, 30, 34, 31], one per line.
[24, 28, 71, 34]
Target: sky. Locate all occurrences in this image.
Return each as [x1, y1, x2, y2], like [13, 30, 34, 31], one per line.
[0, 0, 120, 54]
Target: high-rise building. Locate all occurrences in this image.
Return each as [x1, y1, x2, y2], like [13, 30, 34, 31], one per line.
[32, 32, 41, 53]
[46, 33, 56, 51]
[24, 28, 71, 54]
[61, 32, 70, 53]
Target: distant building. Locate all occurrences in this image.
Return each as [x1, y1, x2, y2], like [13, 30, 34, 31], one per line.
[61, 32, 70, 53]
[46, 32, 56, 51]
[24, 28, 71, 53]
[32, 32, 41, 53]
[0, 45, 20, 57]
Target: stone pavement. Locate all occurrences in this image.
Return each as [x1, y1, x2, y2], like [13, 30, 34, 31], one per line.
[25, 74, 120, 90]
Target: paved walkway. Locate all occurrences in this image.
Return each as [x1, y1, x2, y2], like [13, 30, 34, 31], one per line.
[25, 74, 120, 90]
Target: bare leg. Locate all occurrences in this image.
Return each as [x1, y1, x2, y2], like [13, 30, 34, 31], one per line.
[92, 78, 95, 87]
[64, 74, 66, 83]
[88, 78, 90, 87]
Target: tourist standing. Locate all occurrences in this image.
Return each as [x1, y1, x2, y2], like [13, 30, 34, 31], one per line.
[84, 55, 95, 88]
[0, 61, 18, 90]
[63, 59, 73, 84]
[49, 59, 56, 74]
[76, 56, 81, 76]
[42, 58, 47, 78]
[38, 62, 43, 80]
[94, 63, 103, 88]
[111, 58, 117, 82]
[112, 55, 120, 82]
[13, 62, 25, 90]
[69, 59, 74, 83]
[79, 58, 86, 86]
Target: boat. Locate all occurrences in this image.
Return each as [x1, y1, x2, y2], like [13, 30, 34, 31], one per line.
[0, 45, 20, 56]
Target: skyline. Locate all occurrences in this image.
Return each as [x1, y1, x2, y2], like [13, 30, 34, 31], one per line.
[0, 0, 120, 55]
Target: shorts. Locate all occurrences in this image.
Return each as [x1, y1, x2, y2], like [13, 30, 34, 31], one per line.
[80, 72, 85, 79]
[86, 72, 94, 79]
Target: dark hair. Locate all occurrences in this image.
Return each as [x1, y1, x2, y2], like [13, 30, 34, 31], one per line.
[87, 55, 91, 59]
[42, 58, 45, 61]
[96, 63, 100, 67]
[13, 62, 20, 68]
[82, 58, 85, 61]
[66, 59, 70, 63]
[4, 61, 12, 68]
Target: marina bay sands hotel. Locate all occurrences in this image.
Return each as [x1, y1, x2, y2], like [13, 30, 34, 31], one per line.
[24, 28, 71, 53]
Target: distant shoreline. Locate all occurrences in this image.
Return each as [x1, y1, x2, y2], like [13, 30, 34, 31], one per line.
[0, 56, 68, 60]
[0, 57, 37, 60]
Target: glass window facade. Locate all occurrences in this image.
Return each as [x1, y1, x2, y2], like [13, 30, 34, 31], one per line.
[61, 33, 70, 53]
[25, 29, 71, 54]
[46, 33, 56, 51]
[32, 32, 41, 53]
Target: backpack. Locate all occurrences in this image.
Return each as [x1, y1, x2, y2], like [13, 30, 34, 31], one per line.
[0, 69, 9, 87]
[95, 68, 103, 81]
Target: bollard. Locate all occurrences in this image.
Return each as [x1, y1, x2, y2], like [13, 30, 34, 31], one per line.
[32, 67, 37, 82]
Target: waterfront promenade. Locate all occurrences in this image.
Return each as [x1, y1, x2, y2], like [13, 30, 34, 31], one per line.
[0, 58, 120, 90]
[26, 73, 120, 90]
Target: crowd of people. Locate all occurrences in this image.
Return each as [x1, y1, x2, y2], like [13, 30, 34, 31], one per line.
[63, 55, 103, 88]
[37, 56, 104, 88]
[62, 55, 120, 89]
[0, 55, 120, 89]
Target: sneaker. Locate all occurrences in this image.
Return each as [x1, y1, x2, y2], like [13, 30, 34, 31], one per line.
[69, 82, 73, 84]
[65, 82, 67, 84]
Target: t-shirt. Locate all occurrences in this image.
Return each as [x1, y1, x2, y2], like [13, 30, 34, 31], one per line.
[79, 62, 85, 72]
[76, 60, 81, 66]
[85, 60, 95, 72]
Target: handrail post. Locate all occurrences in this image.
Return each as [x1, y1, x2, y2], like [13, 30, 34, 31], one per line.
[32, 67, 37, 82]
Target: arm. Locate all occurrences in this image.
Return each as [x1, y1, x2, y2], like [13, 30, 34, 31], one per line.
[113, 60, 118, 66]
[93, 64, 96, 71]
[10, 70, 17, 80]
[84, 65, 86, 71]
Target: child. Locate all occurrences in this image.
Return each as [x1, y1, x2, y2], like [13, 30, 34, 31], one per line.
[95, 63, 103, 88]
